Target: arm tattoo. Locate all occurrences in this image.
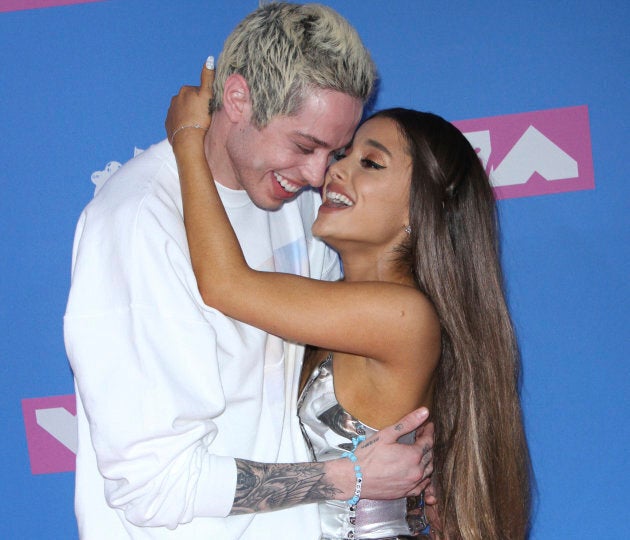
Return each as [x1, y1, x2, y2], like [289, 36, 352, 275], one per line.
[230, 459, 342, 515]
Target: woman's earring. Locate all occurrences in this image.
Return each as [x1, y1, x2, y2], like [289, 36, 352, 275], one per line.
[404, 225, 412, 235]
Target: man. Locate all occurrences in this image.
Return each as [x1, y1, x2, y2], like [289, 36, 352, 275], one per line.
[64, 4, 433, 539]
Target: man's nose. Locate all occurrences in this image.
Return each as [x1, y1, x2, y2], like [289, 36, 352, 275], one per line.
[301, 155, 329, 188]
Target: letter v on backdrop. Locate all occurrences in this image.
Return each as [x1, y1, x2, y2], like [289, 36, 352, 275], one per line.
[454, 105, 594, 199]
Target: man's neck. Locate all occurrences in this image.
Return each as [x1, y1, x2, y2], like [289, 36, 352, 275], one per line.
[204, 116, 241, 190]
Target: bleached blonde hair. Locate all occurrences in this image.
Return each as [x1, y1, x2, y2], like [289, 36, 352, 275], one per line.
[211, 2, 376, 127]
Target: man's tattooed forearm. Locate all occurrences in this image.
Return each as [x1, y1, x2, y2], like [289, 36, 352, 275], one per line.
[230, 459, 342, 515]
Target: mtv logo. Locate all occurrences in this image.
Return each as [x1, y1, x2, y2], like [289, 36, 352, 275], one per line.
[454, 105, 594, 200]
[0, 1, 105, 14]
[22, 394, 77, 474]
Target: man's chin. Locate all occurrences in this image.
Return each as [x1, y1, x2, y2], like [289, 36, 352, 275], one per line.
[252, 192, 301, 211]
[250, 197, 284, 211]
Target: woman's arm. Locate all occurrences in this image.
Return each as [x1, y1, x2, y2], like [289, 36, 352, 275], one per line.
[167, 65, 438, 363]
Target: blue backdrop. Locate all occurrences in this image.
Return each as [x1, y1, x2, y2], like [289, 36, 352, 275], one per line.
[1, 1, 628, 538]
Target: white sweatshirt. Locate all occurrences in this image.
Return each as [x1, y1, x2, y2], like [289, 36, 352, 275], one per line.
[64, 140, 340, 539]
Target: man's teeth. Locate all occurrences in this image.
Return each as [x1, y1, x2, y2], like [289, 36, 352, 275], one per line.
[274, 172, 301, 193]
[326, 191, 354, 206]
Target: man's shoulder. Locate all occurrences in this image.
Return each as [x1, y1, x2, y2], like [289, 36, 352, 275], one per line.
[85, 140, 179, 217]
[98, 139, 174, 191]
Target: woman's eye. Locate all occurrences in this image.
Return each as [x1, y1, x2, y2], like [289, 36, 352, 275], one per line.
[360, 158, 385, 170]
[332, 151, 347, 161]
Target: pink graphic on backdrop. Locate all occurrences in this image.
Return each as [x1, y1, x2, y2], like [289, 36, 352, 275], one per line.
[454, 105, 594, 199]
[22, 395, 77, 474]
[0, 0, 103, 13]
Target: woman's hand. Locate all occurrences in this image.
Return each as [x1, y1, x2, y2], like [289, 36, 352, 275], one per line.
[165, 56, 215, 146]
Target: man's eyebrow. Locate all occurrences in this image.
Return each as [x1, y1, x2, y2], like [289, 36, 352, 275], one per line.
[366, 138, 392, 157]
[294, 131, 333, 149]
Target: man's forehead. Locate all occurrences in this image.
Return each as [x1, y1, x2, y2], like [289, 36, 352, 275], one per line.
[281, 92, 363, 148]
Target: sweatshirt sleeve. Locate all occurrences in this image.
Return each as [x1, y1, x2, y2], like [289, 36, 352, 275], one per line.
[64, 173, 237, 528]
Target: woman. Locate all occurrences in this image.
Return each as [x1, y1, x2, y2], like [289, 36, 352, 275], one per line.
[166, 67, 531, 539]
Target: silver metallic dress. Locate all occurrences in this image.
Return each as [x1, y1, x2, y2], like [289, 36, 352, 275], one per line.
[297, 354, 429, 540]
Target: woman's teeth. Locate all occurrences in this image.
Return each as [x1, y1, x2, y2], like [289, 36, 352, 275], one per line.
[326, 191, 354, 206]
[274, 172, 301, 193]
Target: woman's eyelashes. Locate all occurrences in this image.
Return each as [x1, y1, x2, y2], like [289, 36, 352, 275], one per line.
[360, 157, 385, 170]
[332, 149, 385, 170]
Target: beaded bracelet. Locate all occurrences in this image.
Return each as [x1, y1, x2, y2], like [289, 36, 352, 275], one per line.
[341, 434, 366, 506]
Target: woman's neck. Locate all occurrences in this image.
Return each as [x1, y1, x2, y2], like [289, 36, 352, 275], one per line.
[339, 248, 414, 287]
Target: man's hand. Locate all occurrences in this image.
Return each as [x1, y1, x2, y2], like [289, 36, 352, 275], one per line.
[415, 420, 436, 505]
[359, 407, 434, 500]
[336, 407, 434, 501]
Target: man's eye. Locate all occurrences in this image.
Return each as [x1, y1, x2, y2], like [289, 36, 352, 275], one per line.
[360, 158, 385, 170]
[296, 144, 314, 155]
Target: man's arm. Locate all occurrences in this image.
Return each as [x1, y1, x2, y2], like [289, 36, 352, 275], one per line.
[65, 156, 247, 527]
[231, 460, 337, 514]
[230, 409, 434, 515]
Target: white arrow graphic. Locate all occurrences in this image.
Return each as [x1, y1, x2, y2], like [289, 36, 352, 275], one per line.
[463, 130, 492, 171]
[36, 407, 78, 454]
[490, 125, 578, 187]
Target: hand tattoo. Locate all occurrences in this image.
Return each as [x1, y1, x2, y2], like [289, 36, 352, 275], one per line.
[359, 436, 379, 450]
[230, 459, 341, 515]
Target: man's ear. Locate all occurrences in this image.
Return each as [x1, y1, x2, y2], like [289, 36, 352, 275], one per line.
[222, 74, 251, 123]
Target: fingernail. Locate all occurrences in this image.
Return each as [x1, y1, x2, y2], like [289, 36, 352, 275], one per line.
[206, 55, 215, 70]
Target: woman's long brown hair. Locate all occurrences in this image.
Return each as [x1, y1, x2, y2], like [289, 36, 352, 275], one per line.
[301, 108, 532, 538]
[372, 108, 532, 539]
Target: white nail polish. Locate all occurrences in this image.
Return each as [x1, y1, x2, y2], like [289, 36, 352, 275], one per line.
[206, 55, 214, 70]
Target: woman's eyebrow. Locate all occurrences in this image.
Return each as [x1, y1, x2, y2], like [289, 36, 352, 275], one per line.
[365, 138, 392, 157]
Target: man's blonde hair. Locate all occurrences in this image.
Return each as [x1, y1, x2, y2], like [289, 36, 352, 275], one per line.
[211, 2, 376, 127]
